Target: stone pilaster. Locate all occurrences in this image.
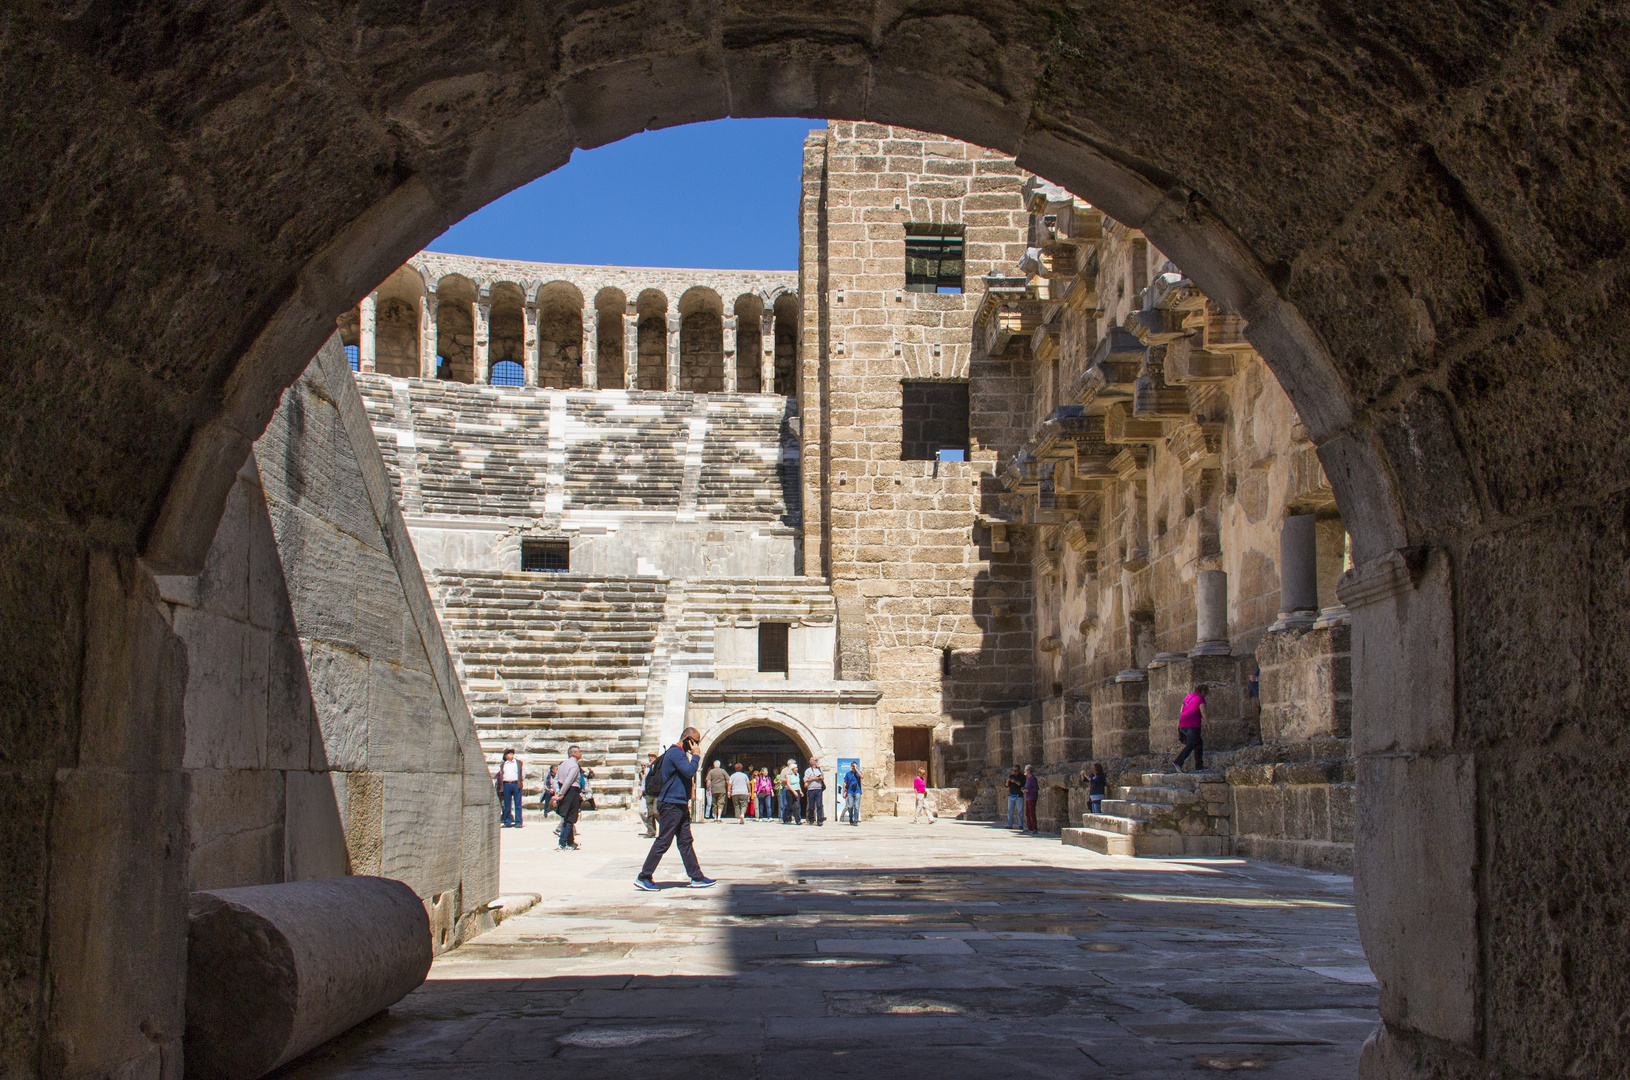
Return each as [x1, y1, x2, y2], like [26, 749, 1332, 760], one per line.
[472, 296, 490, 384]
[665, 312, 681, 392]
[1041, 696, 1092, 764]
[419, 291, 438, 379]
[722, 315, 737, 392]
[358, 293, 376, 373]
[582, 302, 598, 389]
[761, 321, 776, 394]
[523, 304, 539, 386]
[1092, 670, 1150, 757]
[622, 310, 638, 391]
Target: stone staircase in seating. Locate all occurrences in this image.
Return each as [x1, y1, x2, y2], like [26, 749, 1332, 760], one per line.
[430, 570, 668, 809]
[1063, 770, 1233, 857]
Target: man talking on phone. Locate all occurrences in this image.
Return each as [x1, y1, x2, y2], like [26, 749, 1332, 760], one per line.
[634, 726, 716, 890]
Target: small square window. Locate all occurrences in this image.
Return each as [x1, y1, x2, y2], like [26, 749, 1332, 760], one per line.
[901, 381, 970, 461]
[905, 225, 964, 294]
[758, 622, 789, 673]
[521, 539, 569, 572]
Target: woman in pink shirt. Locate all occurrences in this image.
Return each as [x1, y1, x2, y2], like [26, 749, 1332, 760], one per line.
[753, 769, 773, 821]
[912, 768, 937, 824]
[1172, 683, 1209, 772]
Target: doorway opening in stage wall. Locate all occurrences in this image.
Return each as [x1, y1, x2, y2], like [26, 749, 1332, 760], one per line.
[709, 724, 807, 778]
[893, 726, 931, 789]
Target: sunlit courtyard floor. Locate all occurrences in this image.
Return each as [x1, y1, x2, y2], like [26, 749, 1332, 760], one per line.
[277, 815, 1376, 1079]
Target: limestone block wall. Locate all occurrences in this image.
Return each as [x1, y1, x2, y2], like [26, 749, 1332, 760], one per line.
[1258, 623, 1352, 743]
[801, 122, 1037, 784]
[1226, 749, 1356, 872]
[161, 339, 498, 953]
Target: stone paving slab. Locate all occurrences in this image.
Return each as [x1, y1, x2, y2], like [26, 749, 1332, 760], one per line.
[274, 818, 1376, 1079]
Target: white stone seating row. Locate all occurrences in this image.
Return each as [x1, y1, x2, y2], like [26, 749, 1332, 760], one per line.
[356, 377, 798, 521]
[697, 396, 795, 522]
[561, 393, 690, 510]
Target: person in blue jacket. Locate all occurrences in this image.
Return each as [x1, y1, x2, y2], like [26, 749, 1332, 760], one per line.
[634, 727, 716, 890]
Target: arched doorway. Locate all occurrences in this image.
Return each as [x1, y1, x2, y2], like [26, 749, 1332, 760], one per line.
[14, 12, 1624, 1079]
[709, 723, 804, 778]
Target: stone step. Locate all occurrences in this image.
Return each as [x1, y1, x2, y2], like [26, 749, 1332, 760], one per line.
[1116, 786, 1202, 806]
[1137, 770, 1226, 789]
[1062, 827, 1134, 856]
[1067, 821, 1225, 857]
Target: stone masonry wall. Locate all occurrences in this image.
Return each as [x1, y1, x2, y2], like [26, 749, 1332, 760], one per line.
[802, 122, 1035, 793]
[160, 339, 499, 952]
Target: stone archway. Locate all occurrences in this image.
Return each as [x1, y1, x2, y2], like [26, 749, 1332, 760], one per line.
[698, 708, 825, 771]
[6, 8, 1627, 1078]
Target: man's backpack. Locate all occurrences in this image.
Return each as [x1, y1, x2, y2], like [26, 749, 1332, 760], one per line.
[643, 760, 664, 798]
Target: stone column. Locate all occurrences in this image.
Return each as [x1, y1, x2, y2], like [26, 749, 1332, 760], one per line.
[761, 319, 776, 394]
[581, 301, 598, 389]
[523, 304, 539, 386]
[722, 314, 738, 392]
[622, 310, 638, 390]
[1190, 569, 1231, 656]
[665, 312, 681, 391]
[1271, 514, 1319, 630]
[357, 293, 377, 373]
[419, 291, 438, 379]
[472, 297, 490, 384]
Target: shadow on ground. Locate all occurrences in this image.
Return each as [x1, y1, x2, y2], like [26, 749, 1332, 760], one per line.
[275, 845, 1376, 1079]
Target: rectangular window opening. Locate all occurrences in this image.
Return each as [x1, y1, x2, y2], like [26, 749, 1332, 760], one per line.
[344, 344, 360, 371]
[901, 380, 971, 462]
[758, 622, 789, 674]
[905, 224, 965, 294]
[521, 539, 570, 572]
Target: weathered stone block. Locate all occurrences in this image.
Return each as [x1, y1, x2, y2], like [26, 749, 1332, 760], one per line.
[283, 771, 349, 883]
[1258, 623, 1352, 743]
[187, 769, 285, 891]
[1092, 675, 1150, 758]
[305, 643, 369, 771]
[1356, 753, 1477, 1051]
[367, 661, 437, 772]
[1041, 695, 1091, 763]
[381, 772, 462, 899]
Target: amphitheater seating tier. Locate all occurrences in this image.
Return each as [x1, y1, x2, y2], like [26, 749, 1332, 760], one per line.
[431, 570, 669, 809]
[355, 377, 797, 522]
[698, 397, 799, 522]
[562, 393, 689, 511]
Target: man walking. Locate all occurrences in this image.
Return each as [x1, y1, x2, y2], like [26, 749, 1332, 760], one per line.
[839, 761, 862, 825]
[803, 759, 826, 826]
[638, 750, 661, 837]
[1005, 766, 1025, 829]
[495, 748, 524, 828]
[554, 745, 585, 850]
[705, 759, 729, 820]
[634, 727, 716, 890]
[728, 763, 751, 823]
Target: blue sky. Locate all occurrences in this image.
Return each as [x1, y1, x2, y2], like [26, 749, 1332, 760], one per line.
[430, 118, 824, 271]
